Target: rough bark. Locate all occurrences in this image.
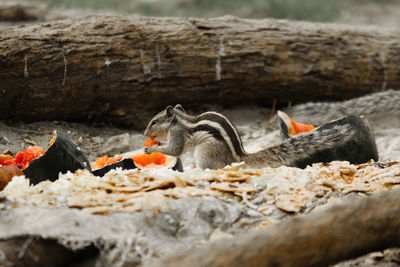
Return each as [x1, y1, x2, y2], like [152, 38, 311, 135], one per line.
[151, 190, 400, 267]
[1, 15, 400, 128]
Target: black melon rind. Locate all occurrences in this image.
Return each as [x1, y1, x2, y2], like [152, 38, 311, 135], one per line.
[92, 158, 137, 177]
[23, 131, 92, 185]
[290, 115, 379, 169]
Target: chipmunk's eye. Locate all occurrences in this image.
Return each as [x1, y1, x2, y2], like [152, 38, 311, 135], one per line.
[151, 120, 157, 126]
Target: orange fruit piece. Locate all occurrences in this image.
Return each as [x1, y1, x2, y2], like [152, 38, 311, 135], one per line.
[14, 146, 45, 169]
[0, 154, 14, 166]
[152, 152, 166, 165]
[92, 155, 121, 170]
[289, 118, 315, 135]
[132, 154, 153, 167]
[132, 152, 167, 167]
[144, 138, 159, 147]
[4, 158, 17, 166]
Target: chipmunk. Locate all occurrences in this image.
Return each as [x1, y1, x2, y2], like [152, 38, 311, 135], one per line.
[144, 104, 378, 170]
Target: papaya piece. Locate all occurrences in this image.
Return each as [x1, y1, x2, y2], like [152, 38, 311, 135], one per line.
[92, 155, 122, 170]
[289, 118, 315, 135]
[23, 131, 91, 185]
[277, 111, 315, 139]
[132, 154, 153, 167]
[0, 153, 13, 166]
[3, 158, 16, 166]
[15, 146, 45, 169]
[144, 138, 160, 147]
[151, 152, 166, 165]
[132, 152, 168, 167]
[1, 147, 45, 169]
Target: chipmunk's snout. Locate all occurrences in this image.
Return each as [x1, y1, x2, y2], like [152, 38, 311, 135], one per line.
[144, 126, 162, 139]
[143, 128, 153, 138]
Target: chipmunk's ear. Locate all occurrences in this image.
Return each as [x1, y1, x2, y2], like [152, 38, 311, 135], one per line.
[166, 106, 175, 117]
[174, 104, 185, 113]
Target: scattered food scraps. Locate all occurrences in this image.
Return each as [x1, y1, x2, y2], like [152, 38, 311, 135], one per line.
[2, 161, 399, 215]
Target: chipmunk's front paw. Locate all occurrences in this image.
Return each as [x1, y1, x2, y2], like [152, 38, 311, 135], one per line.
[144, 146, 156, 154]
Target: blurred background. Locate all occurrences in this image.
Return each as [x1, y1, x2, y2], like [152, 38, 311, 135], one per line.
[22, 0, 400, 26]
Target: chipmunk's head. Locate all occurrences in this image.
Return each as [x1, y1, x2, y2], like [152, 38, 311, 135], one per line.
[144, 104, 185, 138]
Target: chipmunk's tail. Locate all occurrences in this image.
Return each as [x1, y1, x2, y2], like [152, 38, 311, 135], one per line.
[243, 115, 378, 169]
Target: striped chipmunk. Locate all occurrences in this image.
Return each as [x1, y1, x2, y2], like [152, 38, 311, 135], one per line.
[144, 104, 378, 170]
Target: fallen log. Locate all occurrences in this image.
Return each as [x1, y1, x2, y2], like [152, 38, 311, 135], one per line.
[1, 15, 400, 128]
[151, 190, 400, 267]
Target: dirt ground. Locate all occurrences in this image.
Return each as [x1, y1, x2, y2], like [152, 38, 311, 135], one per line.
[0, 120, 145, 163]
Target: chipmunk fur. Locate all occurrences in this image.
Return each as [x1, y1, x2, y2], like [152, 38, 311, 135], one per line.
[144, 104, 377, 170]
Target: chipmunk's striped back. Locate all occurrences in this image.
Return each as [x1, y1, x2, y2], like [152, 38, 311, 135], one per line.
[177, 111, 246, 161]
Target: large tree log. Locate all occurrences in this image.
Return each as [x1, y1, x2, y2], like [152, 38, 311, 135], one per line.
[1, 15, 400, 128]
[151, 190, 400, 267]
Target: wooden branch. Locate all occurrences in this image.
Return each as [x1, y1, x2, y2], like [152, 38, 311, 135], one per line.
[1, 16, 400, 127]
[151, 190, 400, 267]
